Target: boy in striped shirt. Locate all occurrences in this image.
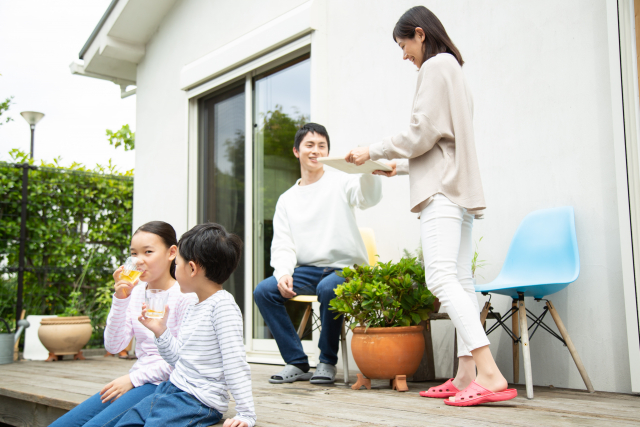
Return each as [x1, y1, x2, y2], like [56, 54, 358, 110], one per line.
[116, 223, 256, 427]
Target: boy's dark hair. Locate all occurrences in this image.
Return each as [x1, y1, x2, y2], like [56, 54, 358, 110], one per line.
[393, 6, 463, 67]
[293, 123, 330, 153]
[177, 223, 243, 285]
[134, 221, 178, 279]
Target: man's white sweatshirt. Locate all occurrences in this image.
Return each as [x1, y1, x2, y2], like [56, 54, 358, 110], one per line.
[271, 171, 382, 280]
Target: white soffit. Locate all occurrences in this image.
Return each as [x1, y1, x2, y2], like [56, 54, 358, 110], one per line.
[71, 0, 177, 85]
[180, 1, 314, 91]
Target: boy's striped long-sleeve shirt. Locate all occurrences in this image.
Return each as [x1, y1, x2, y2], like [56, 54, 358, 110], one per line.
[156, 289, 256, 427]
[104, 282, 197, 387]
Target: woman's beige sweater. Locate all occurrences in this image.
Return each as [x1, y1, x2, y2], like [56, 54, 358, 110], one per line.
[369, 53, 486, 216]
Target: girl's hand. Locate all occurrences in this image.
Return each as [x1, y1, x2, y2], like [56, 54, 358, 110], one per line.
[138, 303, 169, 338]
[99, 374, 133, 403]
[223, 419, 249, 427]
[373, 161, 397, 177]
[344, 147, 371, 166]
[113, 266, 138, 299]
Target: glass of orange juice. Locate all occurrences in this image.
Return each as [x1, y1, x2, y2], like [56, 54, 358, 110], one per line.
[120, 257, 143, 296]
[145, 289, 169, 319]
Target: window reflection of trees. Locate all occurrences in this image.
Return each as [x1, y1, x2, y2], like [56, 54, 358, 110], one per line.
[258, 105, 307, 278]
[255, 105, 313, 340]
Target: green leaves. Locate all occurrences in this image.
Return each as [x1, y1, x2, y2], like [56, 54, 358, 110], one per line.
[471, 236, 487, 278]
[0, 150, 133, 345]
[329, 257, 435, 329]
[0, 96, 13, 126]
[106, 124, 135, 151]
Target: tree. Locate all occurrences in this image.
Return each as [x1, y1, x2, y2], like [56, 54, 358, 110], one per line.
[261, 105, 307, 159]
[0, 96, 13, 126]
[106, 124, 135, 151]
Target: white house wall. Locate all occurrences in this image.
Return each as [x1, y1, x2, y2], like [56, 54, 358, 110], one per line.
[133, 0, 634, 393]
[133, 0, 309, 235]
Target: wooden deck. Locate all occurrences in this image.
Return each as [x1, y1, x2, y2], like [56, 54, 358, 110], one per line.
[0, 356, 639, 426]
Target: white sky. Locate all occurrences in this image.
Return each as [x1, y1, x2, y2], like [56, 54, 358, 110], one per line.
[0, 0, 136, 172]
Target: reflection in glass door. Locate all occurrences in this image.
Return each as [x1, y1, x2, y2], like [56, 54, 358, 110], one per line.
[200, 85, 245, 316]
[253, 56, 311, 341]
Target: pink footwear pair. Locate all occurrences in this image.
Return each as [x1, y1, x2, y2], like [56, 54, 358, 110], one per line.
[420, 379, 517, 407]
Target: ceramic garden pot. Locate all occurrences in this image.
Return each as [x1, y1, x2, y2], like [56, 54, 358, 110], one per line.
[433, 298, 441, 313]
[351, 325, 425, 379]
[38, 316, 92, 355]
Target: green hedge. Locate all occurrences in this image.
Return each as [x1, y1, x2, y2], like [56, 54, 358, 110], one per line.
[0, 149, 134, 346]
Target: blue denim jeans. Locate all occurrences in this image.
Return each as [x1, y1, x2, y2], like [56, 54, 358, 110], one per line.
[49, 383, 157, 427]
[114, 381, 222, 427]
[253, 266, 345, 366]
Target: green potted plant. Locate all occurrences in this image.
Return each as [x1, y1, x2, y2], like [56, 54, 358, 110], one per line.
[38, 251, 96, 361]
[329, 257, 435, 388]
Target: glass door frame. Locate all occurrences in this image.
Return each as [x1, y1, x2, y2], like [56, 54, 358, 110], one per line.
[251, 54, 316, 355]
[186, 38, 315, 363]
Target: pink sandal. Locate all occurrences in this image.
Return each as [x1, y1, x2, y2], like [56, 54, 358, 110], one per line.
[419, 378, 460, 398]
[444, 381, 517, 407]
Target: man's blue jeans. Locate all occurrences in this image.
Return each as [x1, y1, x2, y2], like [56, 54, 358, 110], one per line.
[114, 381, 222, 427]
[49, 383, 157, 427]
[253, 266, 345, 366]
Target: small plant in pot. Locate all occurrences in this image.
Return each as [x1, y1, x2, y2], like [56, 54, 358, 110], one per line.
[38, 251, 96, 361]
[329, 257, 435, 391]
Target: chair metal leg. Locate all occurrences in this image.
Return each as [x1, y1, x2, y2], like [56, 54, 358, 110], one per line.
[518, 293, 534, 399]
[297, 304, 312, 339]
[512, 300, 520, 384]
[546, 300, 594, 393]
[480, 301, 491, 328]
[341, 318, 349, 385]
[452, 329, 458, 378]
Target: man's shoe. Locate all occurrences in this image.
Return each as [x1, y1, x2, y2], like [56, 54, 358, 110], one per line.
[310, 363, 337, 384]
[269, 364, 313, 384]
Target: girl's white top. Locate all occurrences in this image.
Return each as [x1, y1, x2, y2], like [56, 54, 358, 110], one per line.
[156, 290, 256, 427]
[104, 281, 197, 387]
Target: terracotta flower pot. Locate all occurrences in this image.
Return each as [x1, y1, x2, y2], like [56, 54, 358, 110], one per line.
[433, 297, 441, 313]
[351, 325, 425, 379]
[38, 316, 92, 356]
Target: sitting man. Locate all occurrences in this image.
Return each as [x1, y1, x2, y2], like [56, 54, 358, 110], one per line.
[253, 122, 382, 385]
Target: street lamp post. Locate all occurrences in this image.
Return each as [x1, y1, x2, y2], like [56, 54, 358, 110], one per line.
[20, 111, 45, 159]
[15, 111, 44, 327]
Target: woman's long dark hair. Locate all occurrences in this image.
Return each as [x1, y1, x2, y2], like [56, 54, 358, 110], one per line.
[393, 6, 464, 67]
[134, 221, 178, 279]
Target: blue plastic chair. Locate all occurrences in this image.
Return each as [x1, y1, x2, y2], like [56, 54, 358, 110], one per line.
[475, 206, 594, 399]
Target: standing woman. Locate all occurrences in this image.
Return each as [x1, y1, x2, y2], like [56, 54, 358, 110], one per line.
[345, 6, 516, 406]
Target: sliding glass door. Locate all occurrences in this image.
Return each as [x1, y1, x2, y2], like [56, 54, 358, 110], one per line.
[198, 53, 312, 355]
[200, 85, 246, 315]
[252, 56, 311, 343]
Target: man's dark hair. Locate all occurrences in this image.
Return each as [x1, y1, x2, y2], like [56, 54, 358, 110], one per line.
[293, 123, 330, 153]
[177, 223, 243, 285]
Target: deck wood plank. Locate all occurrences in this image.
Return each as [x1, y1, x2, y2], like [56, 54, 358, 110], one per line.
[0, 358, 639, 426]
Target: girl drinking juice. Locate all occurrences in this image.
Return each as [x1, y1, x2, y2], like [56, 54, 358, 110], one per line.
[50, 221, 197, 427]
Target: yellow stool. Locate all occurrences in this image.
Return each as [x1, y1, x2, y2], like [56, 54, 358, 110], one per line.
[290, 228, 378, 385]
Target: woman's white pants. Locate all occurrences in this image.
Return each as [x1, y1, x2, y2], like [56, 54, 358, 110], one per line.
[420, 194, 490, 357]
